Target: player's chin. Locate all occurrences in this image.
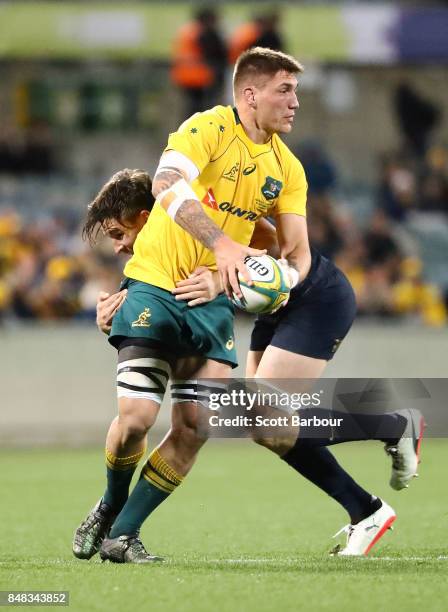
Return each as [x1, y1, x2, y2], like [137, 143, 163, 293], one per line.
[278, 121, 293, 133]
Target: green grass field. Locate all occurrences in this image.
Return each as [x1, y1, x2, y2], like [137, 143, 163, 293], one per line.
[1, 440, 446, 611]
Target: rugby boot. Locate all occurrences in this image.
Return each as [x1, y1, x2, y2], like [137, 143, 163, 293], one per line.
[330, 499, 396, 556]
[73, 499, 116, 560]
[385, 408, 425, 490]
[100, 534, 164, 564]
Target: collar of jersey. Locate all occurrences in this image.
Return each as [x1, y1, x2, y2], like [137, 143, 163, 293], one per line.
[232, 107, 273, 157]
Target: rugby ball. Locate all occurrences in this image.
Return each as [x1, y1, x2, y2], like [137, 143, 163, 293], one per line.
[232, 255, 290, 314]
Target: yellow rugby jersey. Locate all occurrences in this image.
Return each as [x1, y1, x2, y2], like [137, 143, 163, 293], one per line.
[125, 105, 307, 290]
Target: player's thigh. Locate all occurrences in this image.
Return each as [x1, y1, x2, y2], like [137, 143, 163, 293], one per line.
[185, 294, 238, 369]
[115, 341, 173, 431]
[171, 356, 231, 432]
[255, 345, 327, 382]
[173, 355, 232, 380]
[246, 350, 264, 377]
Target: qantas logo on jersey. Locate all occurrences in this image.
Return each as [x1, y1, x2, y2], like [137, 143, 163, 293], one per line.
[219, 202, 259, 221]
[202, 189, 260, 221]
[202, 188, 219, 210]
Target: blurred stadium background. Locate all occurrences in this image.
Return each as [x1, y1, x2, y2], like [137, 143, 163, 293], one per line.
[1, 4, 447, 611]
[1, 0, 447, 447]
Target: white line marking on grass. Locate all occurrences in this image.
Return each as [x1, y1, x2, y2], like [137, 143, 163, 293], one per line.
[2, 556, 446, 567]
[209, 559, 277, 563]
[361, 556, 447, 562]
[207, 556, 448, 564]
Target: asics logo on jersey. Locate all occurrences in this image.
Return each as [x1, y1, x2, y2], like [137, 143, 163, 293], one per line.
[261, 176, 283, 200]
[243, 163, 256, 176]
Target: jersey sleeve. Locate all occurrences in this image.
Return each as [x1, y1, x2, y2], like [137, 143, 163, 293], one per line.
[272, 156, 308, 218]
[165, 110, 225, 175]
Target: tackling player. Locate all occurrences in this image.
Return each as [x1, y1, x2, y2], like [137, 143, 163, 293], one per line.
[74, 167, 263, 564]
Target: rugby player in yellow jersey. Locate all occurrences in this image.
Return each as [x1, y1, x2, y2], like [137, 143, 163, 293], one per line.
[145, 46, 422, 555]
[73, 48, 422, 563]
[75, 48, 305, 564]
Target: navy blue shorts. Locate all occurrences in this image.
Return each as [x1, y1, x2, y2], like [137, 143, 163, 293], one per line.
[250, 249, 357, 361]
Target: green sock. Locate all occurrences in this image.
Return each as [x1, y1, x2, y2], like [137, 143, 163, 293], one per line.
[109, 449, 183, 537]
[102, 447, 145, 514]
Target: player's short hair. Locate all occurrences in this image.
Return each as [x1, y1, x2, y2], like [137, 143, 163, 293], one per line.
[233, 47, 304, 97]
[83, 168, 155, 244]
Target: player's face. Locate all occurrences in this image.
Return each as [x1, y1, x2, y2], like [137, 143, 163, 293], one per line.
[102, 210, 149, 255]
[255, 71, 299, 134]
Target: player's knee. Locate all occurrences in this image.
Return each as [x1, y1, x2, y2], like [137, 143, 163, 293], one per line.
[252, 435, 294, 456]
[118, 413, 152, 444]
[117, 399, 158, 443]
[170, 380, 213, 444]
[252, 434, 275, 450]
[169, 421, 208, 451]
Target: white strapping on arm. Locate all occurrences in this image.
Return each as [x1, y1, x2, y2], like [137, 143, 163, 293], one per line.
[288, 267, 300, 288]
[157, 178, 201, 220]
[277, 258, 300, 289]
[155, 150, 199, 182]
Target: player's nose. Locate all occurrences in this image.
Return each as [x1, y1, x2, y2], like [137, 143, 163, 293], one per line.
[290, 94, 299, 109]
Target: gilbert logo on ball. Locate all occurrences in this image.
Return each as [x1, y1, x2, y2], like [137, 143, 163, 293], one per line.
[232, 255, 291, 314]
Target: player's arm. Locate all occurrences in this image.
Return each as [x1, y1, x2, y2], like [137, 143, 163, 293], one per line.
[96, 290, 127, 335]
[173, 218, 277, 306]
[271, 156, 310, 287]
[249, 217, 280, 258]
[152, 154, 265, 298]
[275, 213, 311, 287]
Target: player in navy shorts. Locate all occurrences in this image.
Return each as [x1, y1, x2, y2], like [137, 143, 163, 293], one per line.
[245, 221, 422, 555]
[250, 248, 356, 361]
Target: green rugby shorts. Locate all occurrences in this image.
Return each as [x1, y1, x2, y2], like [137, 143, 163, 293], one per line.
[109, 278, 238, 368]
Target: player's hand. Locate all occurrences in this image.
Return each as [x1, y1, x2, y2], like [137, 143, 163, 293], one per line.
[96, 289, 127, 335]
[213, 235, 266, 298]
[172, 267, 222, 307]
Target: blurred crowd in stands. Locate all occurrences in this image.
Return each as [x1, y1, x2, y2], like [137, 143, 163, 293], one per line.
[0, 139, 447, 327]
[171, 8, 285, 118]
[300, 140, 448, 327]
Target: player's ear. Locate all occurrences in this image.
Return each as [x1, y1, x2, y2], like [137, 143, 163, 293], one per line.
[140, 209, 150, 222]
[243, 86, 257, 109]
